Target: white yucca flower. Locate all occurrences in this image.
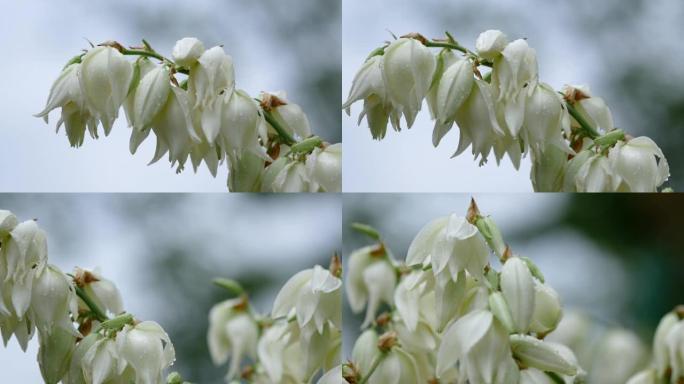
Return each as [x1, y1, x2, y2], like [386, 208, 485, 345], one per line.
[74, 267, 124, 317]
[207, 298, 259, 380]
[30, 265, 78, 335]
[588, 329, 648, 384]
[171, 37, 205, 68]
[345, 245, 397, 328]
[115, 321, 176, 384]
[78, 46, 133, 135]
[562, 84, 615, 133]
[351, 329, 421, 384]
[608, 136, 669, 192]
[381, 38, 436, 128]
[261, 157, 311, 193]
[475, 30, 509, 60]
[261, 91, 312, 140]
[305, 143, 342, 193]
[35, 63, 98, 147]
[343, 55, 390, 139]
[509, 334, 578, 376]
[500, 256, 536, 333]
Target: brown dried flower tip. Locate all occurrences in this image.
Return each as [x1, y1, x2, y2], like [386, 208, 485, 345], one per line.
[330, 253, 343, 278]
[466, 197, 481, 224]
[260, 92, 287, 112]
[377, 330, 398, 353]
[98, 40, 125, 52]
[342, 362, 360, 383]
[400, 32, 428, 45]
[375, 312, 392, 327]
[73, 268, 100, 287]
[563, 87, 590, 104]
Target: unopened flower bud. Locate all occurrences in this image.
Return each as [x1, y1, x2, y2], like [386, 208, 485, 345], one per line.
[489, 291, 515, 333]
[172, 37, 205, 67]
[37, 327, 77, 384]
[529, 282, 562, 336]
[433, 59, 474, 125]
[131, 66, 171, 131]
[501, 257, 536, 333]
[509, 334, 578, 376]
[475, 30, 509, 60]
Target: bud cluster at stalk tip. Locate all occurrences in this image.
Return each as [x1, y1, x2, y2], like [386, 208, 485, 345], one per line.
[36, 37, 342, 192]
[344, 29, 671, 192]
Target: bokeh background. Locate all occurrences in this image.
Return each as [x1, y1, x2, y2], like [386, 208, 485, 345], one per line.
[0, 0, 340, 192]
[342, 194, 684, 361]
[343, 0, 684, 192]
[0, 194, 341, 382]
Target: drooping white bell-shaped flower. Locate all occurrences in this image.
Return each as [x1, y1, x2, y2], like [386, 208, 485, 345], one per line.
[490, 39, 538, 136]
[207, 298, 259, 380]
[530, 145, 568, 192]
[665, 319, 684, 380]
[130, 65, 171, 132]
[148, 86, 200, 173]
[562, 150, 593, 192]
[1, 220, 48, 319]
[509, 334, 578, 376]
[116, 321, 176, 384]
[78, 46, 134, 135]
[261, 157, 312, 193]
[382, 38, 436, 128]
[74, 268, 124, 317]
[436, 309, 512, 382]
[82, 337, 134, 384]
[172, 37, 206, 68]
[343, 55, 387, 115]
[31, 264, 79, 334]
[306, 143, 342, 193]
[345, 246, 397, 328]
[450, 79, 513, 166]
[227, 150, 265, 192]
[522, 82, 572, 155]
[35, 63, 98, 147]
[220, 89, 261, 157]
[272, 265, 342, 334]
[406, 214, 489, 281]
[475, 30, 509, 60]
[393, 269, 434, 332]
[432, 58, 474, 125]
[63, 333, 99, 384]
[562, 84, 614, 133]
[608, 136, 669, 192]
[351, 329, 420, 384]
[261, 91, 312, 140]
[575, 154, 619, 192]
[257, 322, 305, 383]
[500, 256, 536, 333]
[188, 46, 235, 143]
[37, 326, 77, 384]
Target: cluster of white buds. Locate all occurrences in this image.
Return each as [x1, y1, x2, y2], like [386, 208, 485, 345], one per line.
[627, 306, 684, 384]
[344, 200, 585, 383]
[344, 30, 671, 192]
[36, 37, 341, 192]
[0, 209, 175, 384]
[208, 256, 342, 383]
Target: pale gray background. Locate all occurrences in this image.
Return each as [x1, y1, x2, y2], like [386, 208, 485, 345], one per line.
[0, 0, 340, 192]
[342, 0, 684, 192]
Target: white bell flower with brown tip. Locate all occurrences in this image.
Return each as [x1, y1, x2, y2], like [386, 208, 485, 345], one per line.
[116, 321, 176, 384]
[351, 329, 421, 384]
[345, 246, 396, 328]
[382, 38, 436, 128]
[562, 84, 614, 133]
[261, 91, 312, 140]
[74, 268, 124, 317]
[207, 298, 258, 380]
[406, 214, 489, 281]
[608, 136, 669, 192]
[78, 46, 134, 135]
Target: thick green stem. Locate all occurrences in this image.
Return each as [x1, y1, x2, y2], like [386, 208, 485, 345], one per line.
[119, 47, 189, 75]
[359, 353, 386, 384]
[261, 108, 297, 146]
[565, 102, 600, 139]
[74, 285, 108, 322]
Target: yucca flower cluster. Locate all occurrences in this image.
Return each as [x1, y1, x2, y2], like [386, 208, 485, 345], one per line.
[343, 200, 585, 383]
[207, 257, 343, 384]
[0, 210, 175, 384]
[36, 38, 341, 192]
[344, 30, 670, 192]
